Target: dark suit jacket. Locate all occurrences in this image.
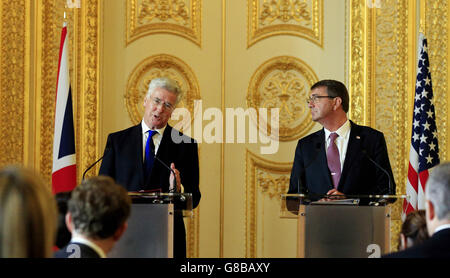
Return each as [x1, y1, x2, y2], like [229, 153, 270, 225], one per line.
[383, 228, 450, 258]
[54, 242, 101, 258]
[99, 123, 201, 258]
[288, 121, 396, 198]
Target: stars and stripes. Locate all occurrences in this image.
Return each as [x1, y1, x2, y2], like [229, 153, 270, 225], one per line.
[403, 33, 440, 217]
[52, 22, 77, 194]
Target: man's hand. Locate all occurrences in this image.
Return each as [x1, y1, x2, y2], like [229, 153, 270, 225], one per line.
[169, 163, 181, 192]
[319, 188, 344, 201]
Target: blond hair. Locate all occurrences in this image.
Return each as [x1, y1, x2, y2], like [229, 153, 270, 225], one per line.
[0, 166, 57, 258]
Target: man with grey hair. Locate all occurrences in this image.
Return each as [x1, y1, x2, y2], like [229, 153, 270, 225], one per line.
[99, 77, 201, 258]
[383, 161, 450, 258]
[55, 176, 131, 258]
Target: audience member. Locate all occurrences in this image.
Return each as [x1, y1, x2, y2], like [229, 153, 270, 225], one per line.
[0, 166, 57, 258]
[384, 162, 450, 258]
[55, 176, 131, 258]
[54, 191, 72, 250]
[398, 209, 429, 250]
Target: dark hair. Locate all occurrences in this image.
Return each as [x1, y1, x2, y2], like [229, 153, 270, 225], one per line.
[55, 191, 72, 248]
[68, 176, 131, 239]
[311, 79, 349, 113]
[398, 210, 429, 250]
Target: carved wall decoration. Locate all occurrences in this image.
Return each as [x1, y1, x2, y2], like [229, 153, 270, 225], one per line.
[247, 56, 318, 142]
[125, 54, 201, 129]
[0, 0, 27, 167]
[126, 0, 202, 46]
[426, 0, 448, 161]
[246, 150, 292, 257]
[247, 0, 323, 48]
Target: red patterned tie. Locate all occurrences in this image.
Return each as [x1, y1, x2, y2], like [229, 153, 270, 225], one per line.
[327, 132, 341, 189]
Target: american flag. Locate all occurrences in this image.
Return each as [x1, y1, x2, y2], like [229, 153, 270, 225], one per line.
[52, 22, 77, 194]
[403, 33, 440, 217]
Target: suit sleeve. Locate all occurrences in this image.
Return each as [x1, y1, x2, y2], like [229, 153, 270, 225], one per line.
[180, 140, 201, 209]
[372, 132, 396, 195]
[289, 140, 307, 194]
[98, 134, 116, 179]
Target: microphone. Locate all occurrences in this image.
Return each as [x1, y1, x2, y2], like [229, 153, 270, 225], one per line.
[361, 149, 393, 195]
[82, 147, 110, 180]
[297, 141, 322, 195]
[150, 152, 178, 193]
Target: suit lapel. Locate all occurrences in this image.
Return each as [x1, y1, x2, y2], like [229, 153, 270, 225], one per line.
[339, 121, 361, 187]
[313, 129, 333, 185]
[131, 124, 145, 185]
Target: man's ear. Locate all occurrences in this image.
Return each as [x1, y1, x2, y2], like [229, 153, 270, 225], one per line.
[427, 199, 435, 221]
[112, 221, 128, 242]
[65, 212, 73, 233]
[333, 97, 342, 111]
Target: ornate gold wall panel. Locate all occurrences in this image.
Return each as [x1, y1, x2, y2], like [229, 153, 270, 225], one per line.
[247, 56, 318, 142]
[125, 54, 201, 127]
[126, 0, 202, 46]
[426, 0, 448, 162]
[0, 0, 28, 167]
[247, 0, 323, 48]
[245, 150, 292, 257]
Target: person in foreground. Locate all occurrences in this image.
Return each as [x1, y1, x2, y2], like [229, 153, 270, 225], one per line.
[55, 176, 131, 258]
[397, 210, 429, 251]
[0, 166, 57, 258]
[288, 79, 396, 199]
[383, 162, 450, 258]
[99, 77, 201, 258]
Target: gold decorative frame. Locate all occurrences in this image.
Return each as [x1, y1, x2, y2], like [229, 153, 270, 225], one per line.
[126, 0, 202, 47]
[0, 0, 29, 167]
[245, 149, 292, 257]
[247, 55, 318, 142]
[125, 53, 201, 127]
[247, 0, 323, 48]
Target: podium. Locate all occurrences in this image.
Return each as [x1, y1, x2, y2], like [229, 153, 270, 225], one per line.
[109, 192, 192, 258]
[281, 194, 406, 258]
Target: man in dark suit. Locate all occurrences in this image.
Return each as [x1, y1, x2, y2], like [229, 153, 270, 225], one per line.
[383, 162, 450, 258]
[99, 77, 201, 258]
[55, 176, 131, 258]
[288, 80, 396, 199]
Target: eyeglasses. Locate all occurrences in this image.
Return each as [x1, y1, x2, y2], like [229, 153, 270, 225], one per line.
[151, 97, 175, 110]
[306, 95, 336, 104]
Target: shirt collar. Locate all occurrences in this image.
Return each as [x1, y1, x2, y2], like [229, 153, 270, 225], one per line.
[434, 224, 450, 234]
[324, 119, 351, 140]
[141, 120, 166, 137]
[70, 235, 107, 258]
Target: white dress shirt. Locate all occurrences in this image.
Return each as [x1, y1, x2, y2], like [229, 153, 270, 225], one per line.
[324, 119, 351, 171]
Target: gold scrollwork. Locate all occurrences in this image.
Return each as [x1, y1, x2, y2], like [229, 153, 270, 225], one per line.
[127, 0, 202, 47]
[125, 54, 201, 127]
[248, 0, 323, 48]
[247, 56, 318, 142]
[246, 150, 292, 257]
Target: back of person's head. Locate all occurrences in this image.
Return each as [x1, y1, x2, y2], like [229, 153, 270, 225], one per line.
[425, 162, 450, 221]
[68, 176, 131, 239]
[55, 191, 72, 249]
[398, 210, 429, 250]
[311, 79, 349, 113]
[0, 166, 57, 258]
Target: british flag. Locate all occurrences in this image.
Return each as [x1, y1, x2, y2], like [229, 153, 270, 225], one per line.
[52, 22, 77, 194]
[403, 33, 440, 217]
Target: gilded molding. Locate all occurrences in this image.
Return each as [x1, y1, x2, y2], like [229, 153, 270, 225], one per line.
[126, 0, 202, 47]
[247, 56, 318, 142]
[247, 0, 323, 48]
[426, 0, 448, 161]
[0, 0, 27, 167]
[245, 150, 292, 257]
[125, 54, 201, 127]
